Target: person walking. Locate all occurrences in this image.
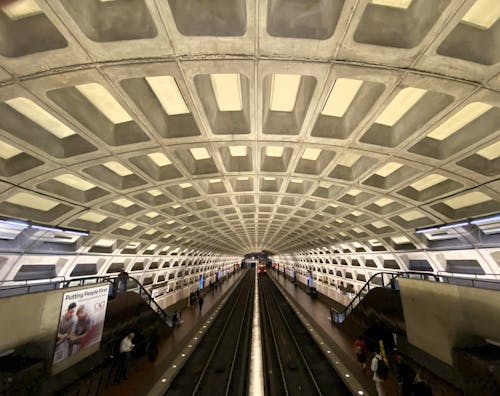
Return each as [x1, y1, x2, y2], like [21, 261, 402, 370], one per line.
[198, 296, 204, 314]
[116, 332, 134, 382]
[371, 349, 388, 396]
[353, 335, 367, 370]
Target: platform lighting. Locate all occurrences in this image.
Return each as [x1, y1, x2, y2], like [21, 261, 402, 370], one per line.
[416, 212, 500, 234]
[0, 218, 89, 236]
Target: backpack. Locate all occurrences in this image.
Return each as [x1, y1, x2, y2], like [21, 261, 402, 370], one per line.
[376, 357, 389, 380]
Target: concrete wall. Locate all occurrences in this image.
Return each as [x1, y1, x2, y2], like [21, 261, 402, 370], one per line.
[0, 284, 103, 373]
[399, 279, 500, 365]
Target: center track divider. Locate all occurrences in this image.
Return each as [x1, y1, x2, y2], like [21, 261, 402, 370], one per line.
[147, 269, 249, 396]
[268, 272, 369, 396]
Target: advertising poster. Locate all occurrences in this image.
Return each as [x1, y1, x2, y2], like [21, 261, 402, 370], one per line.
[53, 285, 109, 366]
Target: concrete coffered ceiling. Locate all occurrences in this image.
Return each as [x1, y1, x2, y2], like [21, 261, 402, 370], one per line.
[0, 0, 499, 256]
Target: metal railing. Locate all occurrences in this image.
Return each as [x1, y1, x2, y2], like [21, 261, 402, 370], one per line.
[0, 274, 172, 327]
[330, 271, 500, 324]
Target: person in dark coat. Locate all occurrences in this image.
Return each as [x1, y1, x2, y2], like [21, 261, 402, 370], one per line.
[198, 296, 204, 314]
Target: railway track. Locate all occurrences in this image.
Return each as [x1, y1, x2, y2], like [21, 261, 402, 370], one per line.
[259, 274, 351, 396]
[164, 270, 253, 396]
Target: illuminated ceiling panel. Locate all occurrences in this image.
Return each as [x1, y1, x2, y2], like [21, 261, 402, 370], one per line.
[477, 141, 500, 160]
[145, 76, 189, 115]
[2, 0, 43, 20]
[0, 140, 22, 159]
[53, 174, 96, 191]
[375, 88, 427, 126]
[461, 0, 500, 30]
[426, 102, 492, 141]
[374, 162, 403, 177]
[444, 191, 492, 209]
[270, 74, 301, 112]
[210, 74, 243, 112]
[410, 174, 447, 191]
[322, 79, 363, 117]
[190, 147, 211, 160]
[5, 192, 58, 211]
[301, 148, 322, 161]
[103, 161, 133, 176]
[6, 97, 76, 138]
[148, 152, 172, 166]
[76, 83, 132, 124]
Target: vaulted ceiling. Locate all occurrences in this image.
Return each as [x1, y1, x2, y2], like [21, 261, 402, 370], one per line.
[0, 0, 499, 255]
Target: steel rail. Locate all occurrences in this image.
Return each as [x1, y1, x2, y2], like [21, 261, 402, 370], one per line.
[265, 276, 323, 396]
[259, 275, 289, 396]
[190, 274, 253, 395]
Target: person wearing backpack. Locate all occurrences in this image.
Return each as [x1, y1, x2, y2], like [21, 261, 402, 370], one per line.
[371, 349, 388, 396]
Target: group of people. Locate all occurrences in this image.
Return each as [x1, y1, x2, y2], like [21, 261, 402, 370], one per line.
[354, 336, 433, 396]
[55, 303, 95, 362]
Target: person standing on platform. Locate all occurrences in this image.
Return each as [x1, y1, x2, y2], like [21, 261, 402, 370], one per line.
[371, 349, 388, 396]
[116, 332, 135, 382]
[198, 296, 204, 314]
[117, 268, 129, 292]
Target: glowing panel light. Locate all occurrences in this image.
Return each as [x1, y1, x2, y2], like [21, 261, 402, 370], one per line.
[375, 87, 427, 126]
[371, 0, 413, 8]
[444, 191, 492, 210]
[5, 192, 58, 211]
[119, 222, 137, 231]
[338, 152, 361, 167]
[229, 146, 248, 157]
[301, 148, 322, 161]
[210, 74, 243, 112]
[113, 198, 134, 207]
[76, 83, 132, 124]
[5, 97, 76, 138]
[322, 79, 363, 117]
[148, 152, 172, 166]
[270, 74, 301, 112]
[2, 0, 43, 20]
[266, 146, 284, 157]
[103, 161, 133, 176]
[147, 189, 162, 196]
[375, 162, 403, 177]
[410, 174, 447, 191]
[145, 76, 189, 115]
[399, 210, 425, 221]
[0, 139, 22, 159]
[179, 183, 192, 189]
[95, 238, 115, 247]
[190, 147, 211, 160]
[461, 0, 500, 30]
[54, 174, 96, 191]
[477, 141, 500, 160]
[427, 102, 492, 141]
[78, 212, 107, 223]
[374, 197, 394, 207]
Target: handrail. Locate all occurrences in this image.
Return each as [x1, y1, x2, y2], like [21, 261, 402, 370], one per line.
[436, 271, 500, 280]
[0, 274, 172, 327]
[126, 276, 172, 326]
[0, 276, 66, 286]
[330, 271, 500, 324]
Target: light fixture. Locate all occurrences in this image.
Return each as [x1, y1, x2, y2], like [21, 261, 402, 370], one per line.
[76, 83, 132, 124]
[270, 74, 301, 112]
[6, 97, 76, 138]
[210, 74, 243, 112]
[375, 87, 427, 126]
[145, 76, 189, 115]
[322, 78, 363, 117]
[415, 213, 500, 234]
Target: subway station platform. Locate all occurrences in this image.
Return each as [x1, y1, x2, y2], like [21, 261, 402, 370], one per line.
[103, 270, 246, 396]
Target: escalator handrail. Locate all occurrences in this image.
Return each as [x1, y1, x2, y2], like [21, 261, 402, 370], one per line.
[330, 270, 500, 324]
